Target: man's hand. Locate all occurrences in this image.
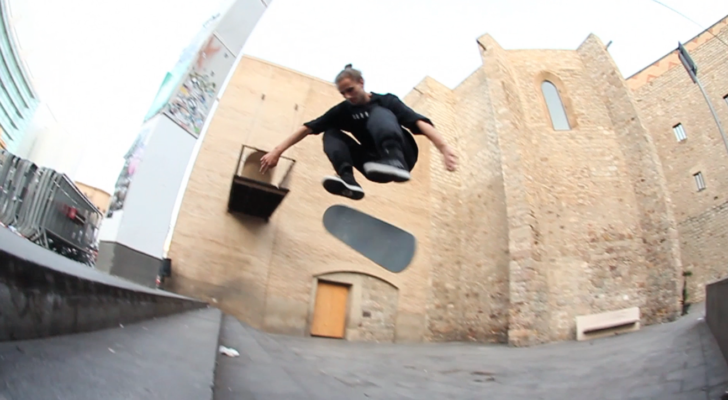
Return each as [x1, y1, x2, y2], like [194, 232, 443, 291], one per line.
[415, 120, 457, 172]
[439, 144, 457, 171]
[258, 125, 312, 174]
[260, 150, 281, 174]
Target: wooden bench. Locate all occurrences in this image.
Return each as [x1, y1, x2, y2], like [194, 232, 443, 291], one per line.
[575, 306, 640, 341]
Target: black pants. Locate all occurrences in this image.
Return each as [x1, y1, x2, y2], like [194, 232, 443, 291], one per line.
[323, 105, 418, 183]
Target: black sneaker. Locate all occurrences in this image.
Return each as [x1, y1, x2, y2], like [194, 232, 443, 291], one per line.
[363, 144, 410, 182]
[322, 172, 365, 200]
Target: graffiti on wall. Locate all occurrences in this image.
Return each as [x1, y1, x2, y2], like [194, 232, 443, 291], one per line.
[143, 12, 223, 122]
[106, 123, 154, 216]
[164, 35, 234, 137]
[165, 71, 217, 135]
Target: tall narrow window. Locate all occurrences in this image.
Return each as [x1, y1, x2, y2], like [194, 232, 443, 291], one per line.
[541, 81, 570, 131]
[693, 171, 706, 191]
[673, 123, 687, 141]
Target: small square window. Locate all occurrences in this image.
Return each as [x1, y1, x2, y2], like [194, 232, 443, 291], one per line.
[673, 123, 687, 141]
[693, 171, 706, 191]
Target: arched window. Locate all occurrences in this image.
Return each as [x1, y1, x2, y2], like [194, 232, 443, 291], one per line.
[541, 81, 570, 131]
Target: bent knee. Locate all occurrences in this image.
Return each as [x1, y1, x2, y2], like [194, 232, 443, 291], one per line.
[323, 129, 344, 143]
[368, 106, 401, 132]
[322, 129, 351, 152]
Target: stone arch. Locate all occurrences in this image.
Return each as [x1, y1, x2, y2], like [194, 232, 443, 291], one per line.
[308, 271, 399, 342]
[314, 269, 399, 289]
[534, 71, 578, 131]
[239, 150, 272, 184]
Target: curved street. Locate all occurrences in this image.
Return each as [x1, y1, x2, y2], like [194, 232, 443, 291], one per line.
[215, 302, 728, 400]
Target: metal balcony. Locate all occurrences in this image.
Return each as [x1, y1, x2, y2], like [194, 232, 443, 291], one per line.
[227, 144, 295, 221]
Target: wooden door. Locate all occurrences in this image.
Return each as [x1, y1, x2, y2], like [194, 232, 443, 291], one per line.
[310, 281, 349, 338]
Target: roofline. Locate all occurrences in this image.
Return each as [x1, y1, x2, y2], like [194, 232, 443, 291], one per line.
[626, 13, 728, 81]
[240, 54, 338, 87]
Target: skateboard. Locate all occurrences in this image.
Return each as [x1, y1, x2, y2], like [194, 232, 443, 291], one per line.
[322, 204, 416, 273]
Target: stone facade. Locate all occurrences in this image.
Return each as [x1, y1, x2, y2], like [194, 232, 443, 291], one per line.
[165, 15, 728, 347]
[166, 57, 435, 343]
[628, 16, 728, 305]
[313, 272, 400, 342]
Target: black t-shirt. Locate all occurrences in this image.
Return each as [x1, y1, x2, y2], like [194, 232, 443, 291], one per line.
[303, 92, 434, 149]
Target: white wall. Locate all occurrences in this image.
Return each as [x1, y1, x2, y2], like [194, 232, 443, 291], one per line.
[111, 116, 196, 258]
[214, 0, 268, 54]
[161, 0, 272, 258]
[97, 116, 161, 243]
[97, 209, 123, 242]
[101, 0, 272, 261]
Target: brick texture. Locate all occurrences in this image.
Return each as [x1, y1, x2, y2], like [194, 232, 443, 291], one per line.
[409, 32, 684, 345]
[627, 16, 728, 91]
[403, 69, 510, 344]
[310, 271, 399, 343]
[167, 56, 435, 342]
[678, 202, 728, 301]
[630, 20, 728, 305]
[578, 34, 683, 325]
[165, 19, 728, 347]
[358, 274, 399, 342]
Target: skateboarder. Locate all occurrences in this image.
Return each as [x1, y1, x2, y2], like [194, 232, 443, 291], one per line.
[259, 64, 457, 200]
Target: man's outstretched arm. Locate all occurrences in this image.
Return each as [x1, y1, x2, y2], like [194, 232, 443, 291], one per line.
[380, 94, 457, 172]
[260, 104, 340, 173]
[416, 120, 458, 171]
[259, 125, 312, 173]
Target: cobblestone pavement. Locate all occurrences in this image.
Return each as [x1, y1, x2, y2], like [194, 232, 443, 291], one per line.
[215, 302, 728, 400]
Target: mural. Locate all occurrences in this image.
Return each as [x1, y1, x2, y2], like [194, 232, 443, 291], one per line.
[106, 122, 155, 216]
[164, 70, 218, 135]
[164, 35, 234, 136]
[106, 7, 237, 217]
[143, 12, 223, 122]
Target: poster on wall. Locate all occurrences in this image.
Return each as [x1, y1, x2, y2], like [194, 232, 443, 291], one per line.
[106, 121, 156, 217]
[163, 34, 236, 137]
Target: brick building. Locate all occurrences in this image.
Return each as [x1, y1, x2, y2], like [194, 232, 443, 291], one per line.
[627, 16, 728, 309]
[164, 16, 728, 346]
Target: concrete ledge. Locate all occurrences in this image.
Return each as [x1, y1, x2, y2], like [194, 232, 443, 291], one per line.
[0, 308, 223, 400]
[96, 240, 163, 288]
[575, 306, 640, 341]
[0, 228, 207, 342]
[706, 276, 728, 365]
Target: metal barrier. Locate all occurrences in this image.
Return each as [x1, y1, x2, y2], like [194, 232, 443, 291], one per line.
[0, 149, 102, 266]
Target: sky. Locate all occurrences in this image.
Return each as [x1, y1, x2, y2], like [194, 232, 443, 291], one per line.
[8, 0, 728, 193]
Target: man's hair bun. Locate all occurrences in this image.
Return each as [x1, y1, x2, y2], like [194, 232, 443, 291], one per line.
[336, 64, 362, 83]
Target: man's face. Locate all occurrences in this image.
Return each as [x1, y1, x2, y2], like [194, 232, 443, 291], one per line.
[337, 77, 367, 105]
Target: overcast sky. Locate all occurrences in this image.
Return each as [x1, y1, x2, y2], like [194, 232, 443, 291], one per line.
[9, 0, 728, 193]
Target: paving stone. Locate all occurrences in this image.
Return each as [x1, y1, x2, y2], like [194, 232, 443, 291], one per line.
[0, 308, 221, 400]
[215, 302, 727, 400]
[709, 361, 728, 385]
[660, 390, 708, 400]
[626, 383, 663, 398]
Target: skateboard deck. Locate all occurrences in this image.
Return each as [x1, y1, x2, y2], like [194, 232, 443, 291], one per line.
[323, 204, 416, 273]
